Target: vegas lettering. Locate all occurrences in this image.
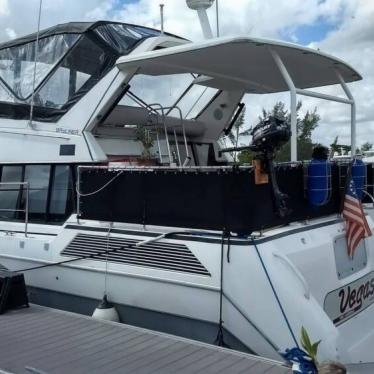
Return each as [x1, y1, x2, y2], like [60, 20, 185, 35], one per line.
[338, 277, 374, 314]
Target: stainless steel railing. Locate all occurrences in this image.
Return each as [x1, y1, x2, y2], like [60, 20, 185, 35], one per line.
[0, 182, 29, 236]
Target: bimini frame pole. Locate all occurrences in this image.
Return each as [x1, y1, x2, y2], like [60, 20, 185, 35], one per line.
[270, 49, 297, 162]
[336, 71, 356, 155]
[270, 49, 357, 160]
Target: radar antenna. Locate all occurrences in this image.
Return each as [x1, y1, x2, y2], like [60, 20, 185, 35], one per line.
[186, 0, 215, 39]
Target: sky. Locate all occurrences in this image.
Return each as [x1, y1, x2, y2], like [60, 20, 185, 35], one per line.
[0, 0, 373, 148]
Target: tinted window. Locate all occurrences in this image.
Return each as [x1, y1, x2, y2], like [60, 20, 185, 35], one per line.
[0, 166, 23, 219]
[24, 165, 51, 215]
[94, 24, 160, 54]
[50, 165, 71, 215]
[0, 164, 75, 224]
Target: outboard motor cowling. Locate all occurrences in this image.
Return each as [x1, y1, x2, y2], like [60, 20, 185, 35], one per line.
[249, 116, 292, 218]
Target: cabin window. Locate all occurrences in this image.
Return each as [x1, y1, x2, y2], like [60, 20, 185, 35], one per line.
[23, 165, 51, 216]
[0, 166, 23, 219]
[177, 85, 218, 119]
[49, 165, 73, 217]
[123, 74, 195, 109]
[0, 164, 75, 224]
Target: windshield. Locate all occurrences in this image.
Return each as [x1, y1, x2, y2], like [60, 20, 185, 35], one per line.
[0, 34, 79, 101]
[0, 22, 168, 122]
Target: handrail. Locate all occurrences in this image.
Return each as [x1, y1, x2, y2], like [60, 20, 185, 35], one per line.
[148, 103, 172, 163]
[0, 181, 29, 237]
[273, 252, 310, 300]
[148, 103, 190, 166]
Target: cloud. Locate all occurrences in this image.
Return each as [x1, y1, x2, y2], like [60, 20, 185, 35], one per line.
[5, 28, 16, 39]
[0, 0, 372, 148]
[0, 0, 9, 16]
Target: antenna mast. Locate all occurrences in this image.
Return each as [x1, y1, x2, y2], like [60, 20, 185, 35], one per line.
[216, 0, 219, 37]
[186, 0, 215, 39]
[29, 0, 43, 129]
[160, 4, 165, 34]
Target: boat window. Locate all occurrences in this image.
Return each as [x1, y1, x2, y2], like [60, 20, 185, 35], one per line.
[94, 24, 160, 55]
[0, 166, 23, 220]
[0, 83, 13, 102]
[123, 74, 195, 110]
[177, 85, 218, 119]
[49, 165, 72, 216]
[37, 36, 114, 109]
[23, 165, 51, 216]
[0, 34, 79, 101]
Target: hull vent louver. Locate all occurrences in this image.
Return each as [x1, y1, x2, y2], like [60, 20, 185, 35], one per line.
[61, 233, 210, 276]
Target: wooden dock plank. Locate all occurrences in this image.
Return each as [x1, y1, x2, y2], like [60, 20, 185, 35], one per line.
[0, 305, 290, 374]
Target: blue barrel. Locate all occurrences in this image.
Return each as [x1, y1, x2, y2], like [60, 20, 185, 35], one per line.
[307, 160, 332, 206]
[351, 159, 366, 200]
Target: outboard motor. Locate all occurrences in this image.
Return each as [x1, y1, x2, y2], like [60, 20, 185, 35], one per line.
[249, 116, 291, 217]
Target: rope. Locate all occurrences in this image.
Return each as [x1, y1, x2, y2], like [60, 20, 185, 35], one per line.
[28, 0, 43, 128]
[76, 170, 123, 197]
[251, 236, 299, 348]
[226, 232, 231, 263]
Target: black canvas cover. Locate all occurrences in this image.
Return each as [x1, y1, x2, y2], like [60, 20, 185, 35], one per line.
[0, 21, 183, 50]
[79, 163, 354, 234]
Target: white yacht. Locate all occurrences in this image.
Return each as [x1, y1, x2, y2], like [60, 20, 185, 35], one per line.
[0, 3, 373, 370]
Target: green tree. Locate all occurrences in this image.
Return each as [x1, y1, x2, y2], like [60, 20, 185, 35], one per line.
[330, 136, 339, 154]
[223, 106, 255, 163]
[259, 101, 320, 161]
[361, 142, 373, 152]
[330, 136, 352, 156]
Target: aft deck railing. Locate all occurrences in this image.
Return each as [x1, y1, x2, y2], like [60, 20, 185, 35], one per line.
[0, 182, 29, 237]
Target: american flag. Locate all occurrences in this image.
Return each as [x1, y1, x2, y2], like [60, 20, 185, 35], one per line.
[342, 178, 372, 258]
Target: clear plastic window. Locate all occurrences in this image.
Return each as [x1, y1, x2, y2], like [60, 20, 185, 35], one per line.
[0, 34, 79, 102]
[37, 36, 111, 109]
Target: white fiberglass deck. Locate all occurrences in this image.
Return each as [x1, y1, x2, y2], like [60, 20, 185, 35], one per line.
[0, 305, 290, 374]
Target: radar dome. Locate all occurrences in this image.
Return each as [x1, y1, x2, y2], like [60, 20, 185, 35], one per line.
[186, 0, 215, 10]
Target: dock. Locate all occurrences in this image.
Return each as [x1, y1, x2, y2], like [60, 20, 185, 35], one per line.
[0, 304, 290, 374]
